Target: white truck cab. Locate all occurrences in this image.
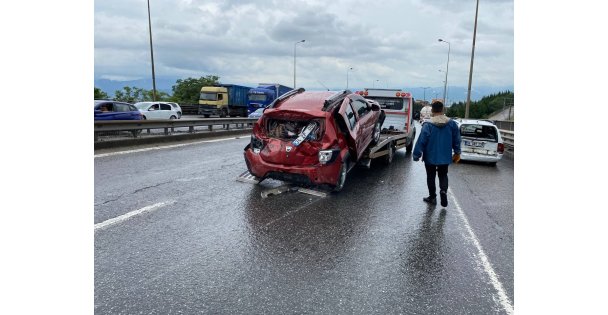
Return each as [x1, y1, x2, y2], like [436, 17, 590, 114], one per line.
[356, 88, 414, 134]
[353, 88, 417, 163]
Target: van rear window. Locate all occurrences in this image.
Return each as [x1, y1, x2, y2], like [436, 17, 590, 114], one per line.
[460, 124, 498, 141]
[365, 97, 404, 110]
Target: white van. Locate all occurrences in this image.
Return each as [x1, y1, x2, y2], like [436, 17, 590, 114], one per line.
[455, 119, 505, 165]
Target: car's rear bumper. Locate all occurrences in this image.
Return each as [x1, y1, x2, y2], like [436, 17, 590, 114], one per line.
[244, 147, 343, 186]
[460, 151, 503, 163]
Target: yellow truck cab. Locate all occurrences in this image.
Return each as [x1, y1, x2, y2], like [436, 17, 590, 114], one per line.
[198, 84, 251, 118]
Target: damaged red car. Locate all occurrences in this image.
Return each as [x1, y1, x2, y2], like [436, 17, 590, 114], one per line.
[243, 88, 383, 191]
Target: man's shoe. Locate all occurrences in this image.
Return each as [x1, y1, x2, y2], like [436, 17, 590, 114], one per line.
[423, 196, 437, 205]
[440, 190, 448, 207]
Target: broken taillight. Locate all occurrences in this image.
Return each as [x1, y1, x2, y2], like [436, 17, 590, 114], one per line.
[498, 143, 504, 153]
[251, 134, 264, 153]
[318, 149, 340, 164]
[318, 150, 333, 164]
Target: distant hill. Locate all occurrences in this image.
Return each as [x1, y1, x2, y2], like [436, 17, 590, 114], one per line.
[446, 91, 514, 119]
[94, 77, 512, 103]
[406, 86, 514, 104]
[94, 77, 179, 97]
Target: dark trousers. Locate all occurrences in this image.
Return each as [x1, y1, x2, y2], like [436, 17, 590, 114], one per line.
[424, 163, 449, 198]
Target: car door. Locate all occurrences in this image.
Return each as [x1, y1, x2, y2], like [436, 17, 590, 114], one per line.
[337, 99, 360, 159]
[95, 102, 114, 120]
[103, 102, 123, 120]
[113, 103, 131, 120]
[350, 98, 374, 155]
[160, 103, 173, 119]
[127, 104, 141, 120]
[147, 103, 161, 119]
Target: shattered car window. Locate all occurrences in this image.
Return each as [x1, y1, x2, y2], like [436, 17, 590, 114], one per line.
[460, 124, 498, 141]
[267, 119, 322, 142]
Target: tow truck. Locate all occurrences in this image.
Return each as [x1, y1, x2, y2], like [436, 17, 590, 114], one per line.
[355, 88, 417, 165]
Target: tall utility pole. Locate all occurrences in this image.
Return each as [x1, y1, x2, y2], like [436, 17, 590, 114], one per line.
[147, 0, 157, 101]
[439, 39, 450, 106]
[346, 67, 353, 89]
[422, 87, 430, 102]
[293, 40, 305, 88]
[465, 0, 480, 118]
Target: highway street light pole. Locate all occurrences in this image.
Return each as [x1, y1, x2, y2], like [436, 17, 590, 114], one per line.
[422, 87, 430, 102]
[465, 0, 480, 118]
[294, 40, 305, 88]
[147, 0, 157, 101]
[438, 38, 450, 106]
[346, 67, 353, 89]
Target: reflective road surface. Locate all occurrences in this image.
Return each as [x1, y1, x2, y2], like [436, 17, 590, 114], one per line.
[94, 124, 514, 314]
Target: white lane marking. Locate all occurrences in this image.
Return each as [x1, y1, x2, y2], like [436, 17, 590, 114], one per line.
[448, 188, 514, 315]
[94, 201, 175, 231]
[94, 136, 245, 158]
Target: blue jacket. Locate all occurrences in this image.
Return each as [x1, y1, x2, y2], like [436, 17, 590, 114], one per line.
[413, 115, 461, 165]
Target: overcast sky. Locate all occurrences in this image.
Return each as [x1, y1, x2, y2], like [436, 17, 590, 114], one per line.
[94, 0, 513, 93]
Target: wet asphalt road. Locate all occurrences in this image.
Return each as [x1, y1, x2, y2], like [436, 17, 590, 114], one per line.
[94, 123, 514, 314]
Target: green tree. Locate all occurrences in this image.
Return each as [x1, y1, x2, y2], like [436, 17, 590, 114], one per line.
[446, 91, 514, 119]
[114, 86, 142, 103]
[171, 75, 220, 104]
[94, 87, 109, 100]
[143, 89, 170, 101]
[113, 86, 171, 103]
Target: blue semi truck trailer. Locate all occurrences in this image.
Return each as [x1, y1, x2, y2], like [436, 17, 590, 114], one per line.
[198, 84, 252, 117]
[246, 83, 293, 114]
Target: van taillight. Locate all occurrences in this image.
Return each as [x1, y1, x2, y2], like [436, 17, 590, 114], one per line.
[498, 143, 504, 153]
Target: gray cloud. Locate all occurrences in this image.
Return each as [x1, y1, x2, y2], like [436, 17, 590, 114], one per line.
[95, 0, 513, 95]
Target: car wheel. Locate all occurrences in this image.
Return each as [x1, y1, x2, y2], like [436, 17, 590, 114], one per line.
[178, 112, 182, 119]
[170, 115, 177, 120]
[220, 109, 228, 118]
[203, 114, 210, 118]
[371, 121, 381, 145]
[384, 142, 394, 164]
[488, 162, 497, 166]
[142, 115, 147, 120]
[333, 161, 348, 192]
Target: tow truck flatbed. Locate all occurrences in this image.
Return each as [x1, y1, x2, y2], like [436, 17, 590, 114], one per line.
[359, 129, 415, 166]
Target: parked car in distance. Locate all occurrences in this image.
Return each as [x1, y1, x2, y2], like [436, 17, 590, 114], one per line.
[244, 89, 383, 191]
[134, 102, 181, 120]
[455, 119, 504, 165]
[166, 102, 182, 118]
[94, 100, 142, 121]
[248, 108, 264, 119]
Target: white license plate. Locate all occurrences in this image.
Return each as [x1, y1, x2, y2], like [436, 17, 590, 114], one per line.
[464, 140, 485, 147]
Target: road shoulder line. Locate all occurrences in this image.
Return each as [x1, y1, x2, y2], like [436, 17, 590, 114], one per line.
[448, 188, 514, 315]
[94, 136, 243, 158]
[94, 200, 175, 231]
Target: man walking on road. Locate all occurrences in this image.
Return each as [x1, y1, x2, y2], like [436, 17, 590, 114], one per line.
[412, 101, 461, 207]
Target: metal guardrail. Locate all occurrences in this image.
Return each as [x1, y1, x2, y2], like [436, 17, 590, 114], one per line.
[494, 120, 514, 131]
[179, 104, 200, 115]
[95, 117, 515, 152]
[499, 129, 514, 149]
[94, 118, 258, 142]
